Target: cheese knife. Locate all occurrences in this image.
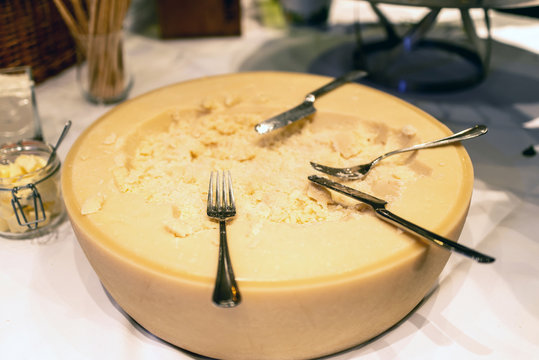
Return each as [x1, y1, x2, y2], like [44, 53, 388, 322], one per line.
[254, 70, 367, 134]
[308, 175, 495, 263]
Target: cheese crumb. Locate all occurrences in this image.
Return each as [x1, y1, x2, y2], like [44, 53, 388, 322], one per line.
[0, 154, 46, 180]
[103, 133, 117, 145]
[81, 194, 104, 215]
[401, 125, 417, 137]
[114, 154, 126, 167]
[224, 95, 241, 107]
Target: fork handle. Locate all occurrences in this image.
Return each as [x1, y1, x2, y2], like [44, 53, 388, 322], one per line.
[374, 208, 495, 263]
[212, 220, 241, 308]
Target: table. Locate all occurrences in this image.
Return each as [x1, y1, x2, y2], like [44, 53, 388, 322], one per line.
[1, 1, 538, 359]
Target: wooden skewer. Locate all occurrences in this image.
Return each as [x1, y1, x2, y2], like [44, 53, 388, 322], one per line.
[53, 0, 132, 101]
[52, 0, 83, 36]
[70, 0, 88, 31]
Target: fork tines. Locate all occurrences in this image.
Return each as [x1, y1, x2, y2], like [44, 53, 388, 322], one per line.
[207, 170, 236, 219]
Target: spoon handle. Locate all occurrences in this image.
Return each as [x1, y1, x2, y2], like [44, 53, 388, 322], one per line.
[46, 120, 72, 166]
[53, 121, 72, 150]
[377, 125, 487, 162]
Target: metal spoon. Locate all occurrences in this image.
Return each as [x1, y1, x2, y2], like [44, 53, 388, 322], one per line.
[46, 120, 72, 167]
[311, 124, 487, 180]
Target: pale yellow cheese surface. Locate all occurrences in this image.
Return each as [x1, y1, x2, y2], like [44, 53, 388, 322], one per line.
[0, 154, 46, 180]
[63, 72, 473, 285]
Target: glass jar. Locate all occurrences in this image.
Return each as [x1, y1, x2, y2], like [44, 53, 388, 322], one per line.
[0, 66, 43, 144]
[75, 31, 133, 105]
[0, 140, 64, 239]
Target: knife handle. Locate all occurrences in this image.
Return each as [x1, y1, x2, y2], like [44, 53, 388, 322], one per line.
[374, 208, 495, 263]
[308, 70, 367, 100]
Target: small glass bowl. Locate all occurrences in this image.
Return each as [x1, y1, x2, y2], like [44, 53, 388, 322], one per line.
[0, 140, 65, 239]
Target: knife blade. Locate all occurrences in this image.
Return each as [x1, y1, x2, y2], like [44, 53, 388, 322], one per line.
[308, 175, 495, 264]
[254, 70, 367, 134]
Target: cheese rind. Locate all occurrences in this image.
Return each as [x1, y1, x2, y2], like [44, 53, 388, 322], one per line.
[62, 72, 474, 359]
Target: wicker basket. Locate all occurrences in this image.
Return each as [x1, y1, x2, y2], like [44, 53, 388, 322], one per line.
[0, 0, 77, 83]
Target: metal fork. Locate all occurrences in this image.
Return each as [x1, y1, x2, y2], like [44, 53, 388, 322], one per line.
[311, 125, 487, 180]
[207, 170, 241, 308]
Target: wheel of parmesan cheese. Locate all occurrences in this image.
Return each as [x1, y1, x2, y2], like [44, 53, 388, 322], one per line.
[62, 72, 474, 360]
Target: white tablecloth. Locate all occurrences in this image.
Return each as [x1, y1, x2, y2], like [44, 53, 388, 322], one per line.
[1, 1, 538, 359]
